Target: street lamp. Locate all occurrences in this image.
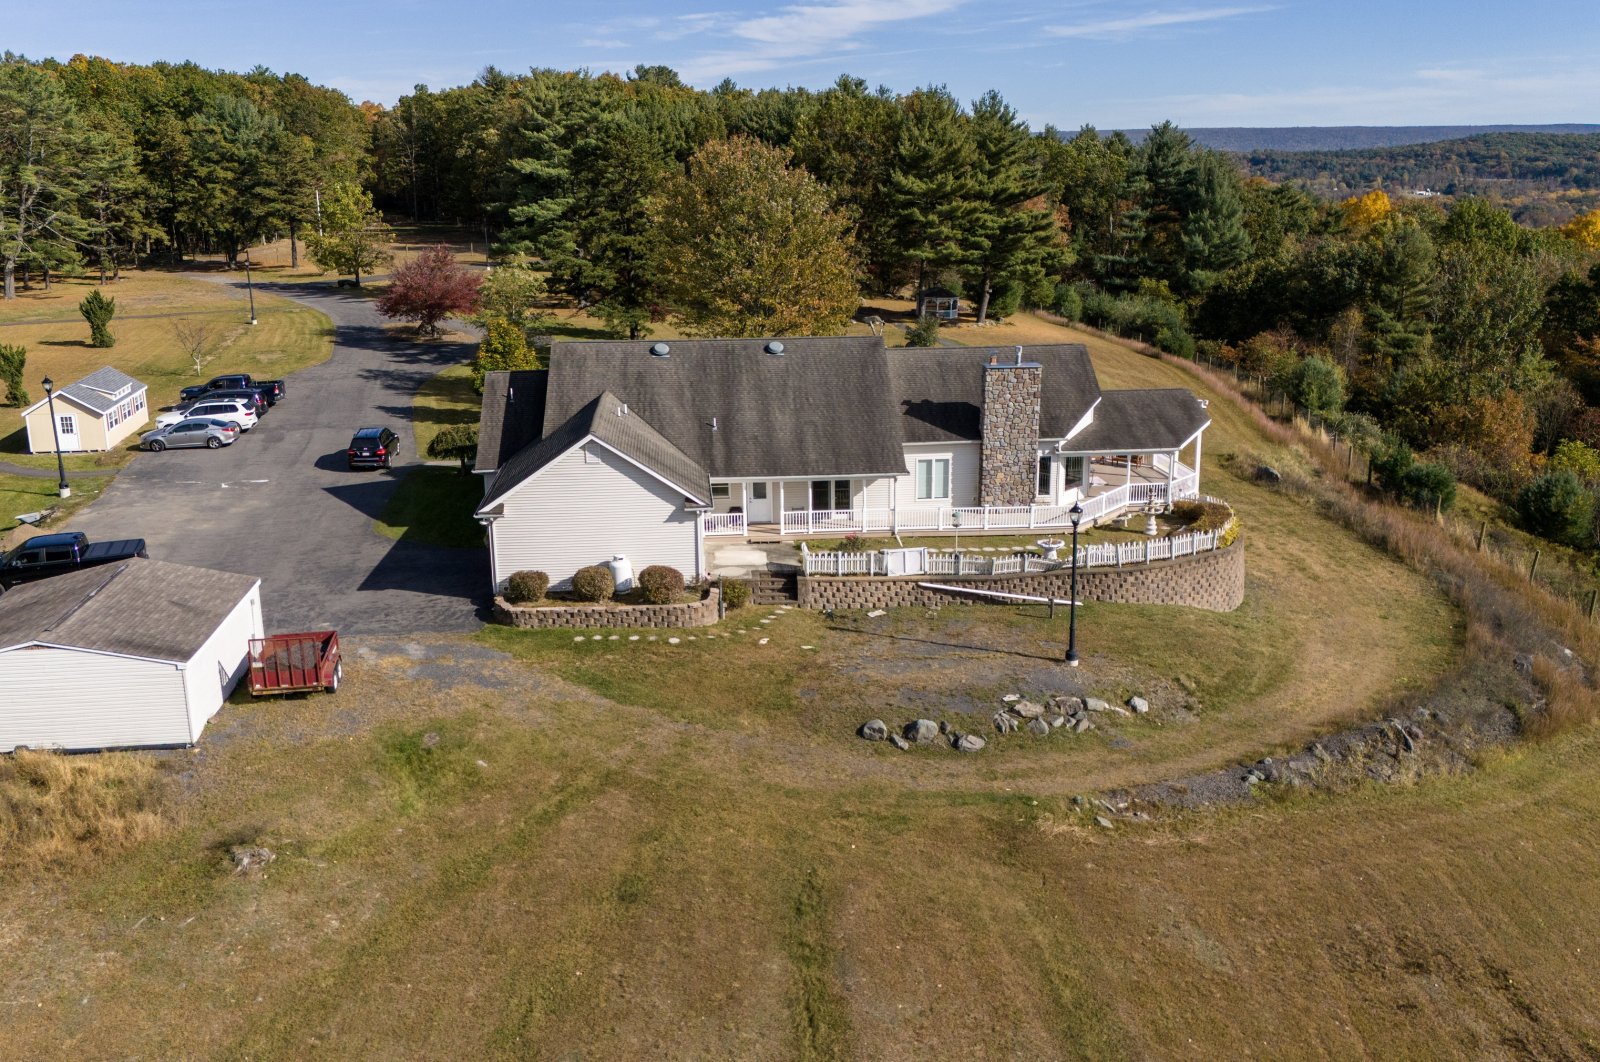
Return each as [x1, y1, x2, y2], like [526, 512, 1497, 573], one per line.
[244, 248, 258, 325]
[41, 377, 70, 499]
[951, 509, 963, 556]
[1066, 501, 1083, 666]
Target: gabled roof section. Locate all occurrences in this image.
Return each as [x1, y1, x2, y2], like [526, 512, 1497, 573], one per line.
[1058, 389, 1211, 453]
[478, 391, 713, 512]
[888, 345, 1102, 444]
[0, 558, 258, 663]
[538, 336, 906, 478]
[475, 369, 547, 473]
[22, 366, 146, 417]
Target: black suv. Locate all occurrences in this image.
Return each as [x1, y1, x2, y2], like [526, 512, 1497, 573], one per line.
[347, 426, 398, 469]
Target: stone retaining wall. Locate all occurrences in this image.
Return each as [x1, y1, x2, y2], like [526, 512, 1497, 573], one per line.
[493, 588, 721, 629]
[798, 539, 1244, 613]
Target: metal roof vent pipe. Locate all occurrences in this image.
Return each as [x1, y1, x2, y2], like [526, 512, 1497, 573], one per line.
[765, 341, 786, 356]
[649, 342, 671, 357]
[1014, 345, 1024, 365]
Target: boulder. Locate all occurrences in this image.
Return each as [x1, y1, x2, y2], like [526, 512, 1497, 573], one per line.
[1011, 699, 1046, 719]
[1073, 717, 1094, 734]
[1095, 816, 1114, 830]
[906, 719, 940, 745]
[956, 734, 986, 753]
[860, 719, 889, 741]
[1128, 696, 1150, 714]
[1053, 695, 1085, 713]
[1083, 697, 1111, 713]
[1026, 718, 1051, 737]
[1255, 464, 1282, 485]
[889, 734, 910, 751]
[230, 846, 275, 876]
[1002, 693, 1021, 703]
[993, 711, 1019, 735]
[1047, 715, 1067, 729]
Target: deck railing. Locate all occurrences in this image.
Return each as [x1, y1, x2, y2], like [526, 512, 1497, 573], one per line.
[701, 512, 747, 537]
[801, 525, 1228, 577]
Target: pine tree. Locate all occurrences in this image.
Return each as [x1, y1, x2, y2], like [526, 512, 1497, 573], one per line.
[884, 88, 978, 295]
[0, 61, 90, 299]
[80, 289, 116, 348]
[961, 91, 1064, 323]
[1181, 151, 1252, 290]
[0, 343, 27, 406]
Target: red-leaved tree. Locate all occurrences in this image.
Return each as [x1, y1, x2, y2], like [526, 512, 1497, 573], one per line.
[376, 245, 481, 336]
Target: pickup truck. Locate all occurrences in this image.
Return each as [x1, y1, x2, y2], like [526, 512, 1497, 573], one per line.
[180, 374, 285, 406]
[0, 532, 149, 589]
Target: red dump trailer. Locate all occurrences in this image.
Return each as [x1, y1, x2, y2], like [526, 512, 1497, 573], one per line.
[248, 630, 342, 695]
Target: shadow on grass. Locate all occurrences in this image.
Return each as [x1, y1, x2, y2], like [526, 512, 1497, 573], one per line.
[824, 616, 1066, 662]
[375, 466, 484, 549]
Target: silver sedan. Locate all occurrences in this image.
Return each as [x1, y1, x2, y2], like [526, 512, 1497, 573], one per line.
[141, 418, 241, 451]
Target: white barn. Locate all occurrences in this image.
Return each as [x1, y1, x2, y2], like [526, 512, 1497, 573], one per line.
[0, 558, 264, 752]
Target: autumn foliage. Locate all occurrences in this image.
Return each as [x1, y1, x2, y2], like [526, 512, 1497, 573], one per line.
[376, 245, 481, 336]
[1340, 189, 1393, 229]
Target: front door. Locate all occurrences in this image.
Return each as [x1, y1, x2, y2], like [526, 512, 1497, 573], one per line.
[746, 481, 773, 522]
[54, 412, 80, 452]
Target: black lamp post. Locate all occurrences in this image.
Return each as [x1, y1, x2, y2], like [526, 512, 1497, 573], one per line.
[42, 377, 70, 499]
[244, 248, 258, 325]
[1066, 501, 1083, 666]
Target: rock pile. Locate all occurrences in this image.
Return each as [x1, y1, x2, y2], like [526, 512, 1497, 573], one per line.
[859, 688, 1156, 754]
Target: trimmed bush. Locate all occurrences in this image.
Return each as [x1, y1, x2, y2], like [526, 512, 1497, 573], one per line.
[571, 564, 615, 602]
[637, 565, 686, 605]
[721, 578, 751, 609]
[1170, 499, 1232, 533]
[1516, 470, 1594, 545]
[504, 570, 548, 604]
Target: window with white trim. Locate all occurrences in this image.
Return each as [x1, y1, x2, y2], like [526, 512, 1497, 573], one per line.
[915, 457, 951, 501]
[59, 414, 77, 436]
[1036, 455, 1052, 497]
[711, 483, 731, 499]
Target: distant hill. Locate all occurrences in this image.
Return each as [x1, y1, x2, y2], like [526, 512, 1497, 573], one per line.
[1116, 124, 1600, 152]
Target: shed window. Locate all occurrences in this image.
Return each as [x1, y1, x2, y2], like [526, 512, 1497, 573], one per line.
[59, 414, 77, 436]
[915, 458, 951, 501]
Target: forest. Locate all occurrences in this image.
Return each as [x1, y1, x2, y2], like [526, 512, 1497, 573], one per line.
[4, 55, 1600, 549]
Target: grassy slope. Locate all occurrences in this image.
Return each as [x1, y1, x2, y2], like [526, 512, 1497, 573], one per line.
[18, 314, 1600, 1059]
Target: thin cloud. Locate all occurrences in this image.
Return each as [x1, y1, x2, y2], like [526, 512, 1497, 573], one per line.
[676, 0, 964, 82]
[1047, 6, 1270, 39]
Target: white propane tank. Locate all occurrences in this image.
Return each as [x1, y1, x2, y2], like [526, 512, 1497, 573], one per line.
[608, 554, 635, 593]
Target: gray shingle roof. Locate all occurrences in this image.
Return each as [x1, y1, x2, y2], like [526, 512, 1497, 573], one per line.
[537, 336, 907, 478]
[888, 345, 1102, 444]
[0, 558, 259, 663]
[1059, 389, 1211, 453]
[60, 366, 144, 414]
[478, 390, 713, 512]
[474, 369, 546, 473]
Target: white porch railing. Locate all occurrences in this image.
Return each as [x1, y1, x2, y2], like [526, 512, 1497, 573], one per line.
[712, 465, 1202, 538]
[801, 525, 1227, 577]
[701, 512, 747, 536]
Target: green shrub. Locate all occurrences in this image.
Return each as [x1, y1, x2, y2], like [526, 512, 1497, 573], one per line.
[905, 315, 941, 347]
[721, 578, 751, 609]
[1371, 437, 1415, 492]
[504, 570, 548, 604]
[571, 564, 615, 602]
[1170, 499, 1233, 533]
[986, 279, 1024, 319]
[1052, 283, 1083, 322]
[636, 564, 685, 604]
[1153, 325, 1195, 358]
[1288, 355, 1346, 416]
[1398, 462, 1458, 511]
[0, 343, 27, 407]
[1516, 470, 1594, 545]
[1550, 439, 1600, 485]
[428, 423, 480, 472]
[79, 289, 115, 348]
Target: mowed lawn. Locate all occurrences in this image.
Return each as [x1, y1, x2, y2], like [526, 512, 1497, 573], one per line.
[0, 269, 335, 481]
[16, 315, 1588, 1059]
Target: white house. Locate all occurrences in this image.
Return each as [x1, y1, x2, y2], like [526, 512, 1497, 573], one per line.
[22, 366, 150, 454]
[0, 558, 264, 752]
[473, 337, 1211, 594]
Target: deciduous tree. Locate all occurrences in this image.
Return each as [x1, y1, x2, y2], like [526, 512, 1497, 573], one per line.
[376, 244, 481, 336]
[651, 137, 859, 337]
[303, 182, 392, 284]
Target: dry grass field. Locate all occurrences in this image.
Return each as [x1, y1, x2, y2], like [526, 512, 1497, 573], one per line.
[10, 305, 1600, 1059]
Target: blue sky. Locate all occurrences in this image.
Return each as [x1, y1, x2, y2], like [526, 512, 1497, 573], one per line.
[10, 1, 1600, 128]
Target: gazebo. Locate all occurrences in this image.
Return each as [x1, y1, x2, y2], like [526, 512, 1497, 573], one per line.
[916, 287, 960, 321]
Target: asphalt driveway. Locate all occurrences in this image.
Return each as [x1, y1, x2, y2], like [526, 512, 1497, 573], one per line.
[68, 281, 489, 635]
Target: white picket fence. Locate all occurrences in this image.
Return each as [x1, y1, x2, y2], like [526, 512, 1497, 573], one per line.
[801, 524, 1229, 577]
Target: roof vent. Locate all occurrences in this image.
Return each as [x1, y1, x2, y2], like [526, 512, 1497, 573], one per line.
[616, 403, 629, 417]
[649, 342, 671, 358]
[1014, 345, 1024, 365]
[765, 341, 786, 356]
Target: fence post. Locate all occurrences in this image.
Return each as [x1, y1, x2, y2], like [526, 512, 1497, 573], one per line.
[1530, 549, 1541, 581]
[1476, 522, 1487, 551]
[718, 577, 727, 620]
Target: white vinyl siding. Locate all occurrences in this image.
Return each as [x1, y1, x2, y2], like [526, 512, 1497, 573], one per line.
[859, 476, 893, 510]
[893, 442, 980, 509]
[178, 585, 263, 741]
[0, 648, 188, 752]
[490, 441, 700, 592]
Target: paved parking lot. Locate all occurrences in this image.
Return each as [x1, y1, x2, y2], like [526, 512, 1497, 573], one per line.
[69, 282, 488, 635]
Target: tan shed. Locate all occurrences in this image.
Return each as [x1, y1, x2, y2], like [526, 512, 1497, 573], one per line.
[22, 366, 150, 454]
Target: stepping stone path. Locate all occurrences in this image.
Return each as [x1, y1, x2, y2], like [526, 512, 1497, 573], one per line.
[667, 637, 680, 644]
[758, 637, 769, 645]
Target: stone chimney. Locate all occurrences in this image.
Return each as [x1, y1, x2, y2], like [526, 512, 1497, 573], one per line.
[979, 348, 1042, 507]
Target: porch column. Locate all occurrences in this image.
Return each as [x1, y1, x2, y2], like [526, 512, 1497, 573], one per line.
[779, 480, 787, 532]
[1125, 457, 1133, 487]
[1193, 434, 1203, 494]
[891, 476, 899, 534]
[1167, 448, 1176, 503]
